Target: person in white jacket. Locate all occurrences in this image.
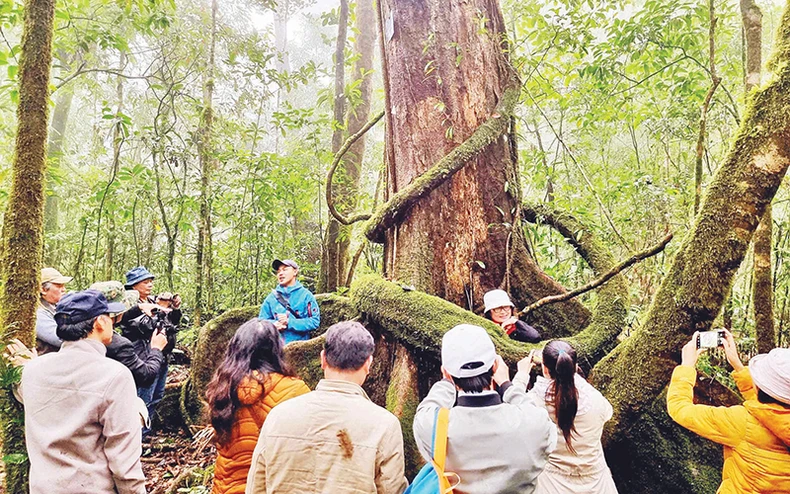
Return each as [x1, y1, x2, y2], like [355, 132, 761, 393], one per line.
[526, 340, 618, 494]
[413, 324, 557, 494]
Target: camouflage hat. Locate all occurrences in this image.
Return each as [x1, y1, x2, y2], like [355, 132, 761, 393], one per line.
[89, 281, 139, 315]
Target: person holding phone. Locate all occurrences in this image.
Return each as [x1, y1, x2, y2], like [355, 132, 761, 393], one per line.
[258, 259, 320, 344]
[667, 330, 790, 493]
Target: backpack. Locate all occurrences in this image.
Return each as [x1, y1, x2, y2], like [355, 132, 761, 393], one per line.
[405, 407, 458, 494]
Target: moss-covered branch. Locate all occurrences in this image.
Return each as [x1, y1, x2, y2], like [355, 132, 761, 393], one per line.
[326, 110, 385, 226]
[592, 0, 790, 440]
[364, 83, 521, 243]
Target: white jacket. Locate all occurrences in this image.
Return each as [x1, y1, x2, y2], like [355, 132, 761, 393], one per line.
[413, 377, 557, 494]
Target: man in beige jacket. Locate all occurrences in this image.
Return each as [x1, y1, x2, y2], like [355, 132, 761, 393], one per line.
[20, 290, 146, 494]
[246, 321, 408, 494]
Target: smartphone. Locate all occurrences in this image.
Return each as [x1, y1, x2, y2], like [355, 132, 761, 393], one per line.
[697, 330, 725, 349]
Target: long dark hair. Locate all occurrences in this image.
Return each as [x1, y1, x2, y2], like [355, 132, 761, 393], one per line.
[542, 340, 579, 453]
[206, 319, 294, 445]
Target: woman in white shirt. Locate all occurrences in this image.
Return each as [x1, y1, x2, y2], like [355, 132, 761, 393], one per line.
[526, 340, 618, 494]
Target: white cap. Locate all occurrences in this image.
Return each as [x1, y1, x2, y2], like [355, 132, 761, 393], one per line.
[483, 289, 514, 313]
[442, 324, 497, 378]
[749, 348, 790, 405]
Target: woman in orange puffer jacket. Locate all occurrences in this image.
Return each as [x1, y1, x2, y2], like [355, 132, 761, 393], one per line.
[667, 329, 790, 494]
[206, 318, 310, 494]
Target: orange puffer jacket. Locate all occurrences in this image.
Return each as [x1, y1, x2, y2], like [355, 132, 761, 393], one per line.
[212, 372, 310, 494]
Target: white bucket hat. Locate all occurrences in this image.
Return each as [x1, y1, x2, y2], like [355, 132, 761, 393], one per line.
[441, 324, 497, 378]
[749, 348, 790, 405]
[483, 289, 514, 313]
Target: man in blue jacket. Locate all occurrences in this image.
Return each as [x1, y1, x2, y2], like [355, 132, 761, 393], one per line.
[259, 259, 320, 344]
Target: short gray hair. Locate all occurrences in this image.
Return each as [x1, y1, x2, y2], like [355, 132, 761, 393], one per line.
[41, 281, 53, 291]
[324, 321, 375, 371]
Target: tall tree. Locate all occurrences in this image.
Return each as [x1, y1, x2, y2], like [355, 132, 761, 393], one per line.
[0, 0, 56, 490]
[742, 0, 775, 353]
[372, 0, 589, 332]
[320, 0, 349, 292]
[195, 0, 217, 326]
[323, 0, 377, 291]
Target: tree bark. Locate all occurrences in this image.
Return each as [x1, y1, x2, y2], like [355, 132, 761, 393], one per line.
[195, 0, 217, 327]
[336, 0, 376, 287]
[43, 83, 73, 265]
[742, 0, 774, 353]
[375, 0, 589, 332]
[320, 0, 349, 293]
[0, 0, 56, 491]
[592, 0, 790, 443]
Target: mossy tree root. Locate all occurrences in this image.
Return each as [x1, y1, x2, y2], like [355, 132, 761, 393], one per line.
[385, 344, 422, 478]
[350, 272, 625, 371]
[364, 83, 521, 243]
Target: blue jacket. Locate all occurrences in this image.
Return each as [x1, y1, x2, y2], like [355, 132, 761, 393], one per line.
[259, 281, 320, 344]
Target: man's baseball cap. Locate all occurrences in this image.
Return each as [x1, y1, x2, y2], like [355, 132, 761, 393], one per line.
[55, 290, 127, 326]
[272, 259, 299, 272]
[125, 266, 155, 288]
[442, 324, 497, 378]
[89, 281, 139, 316]
[41, 267, 72, 285]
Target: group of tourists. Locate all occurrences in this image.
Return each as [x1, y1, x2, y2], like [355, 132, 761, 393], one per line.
[11, 255, 790, 493]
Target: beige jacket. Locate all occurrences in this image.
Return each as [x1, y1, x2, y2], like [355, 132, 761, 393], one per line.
[20, 338, 146, 494]
[527, 374, 618, 494]
[245, 379, 408, 494]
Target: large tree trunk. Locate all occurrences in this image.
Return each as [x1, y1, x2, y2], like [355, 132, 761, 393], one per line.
[592, 0, 790, 464]
[0, 0, 56, 491]
[320, 0, 349, 293]
[375, 0, 589, 332]
[195, 0, 217, 327]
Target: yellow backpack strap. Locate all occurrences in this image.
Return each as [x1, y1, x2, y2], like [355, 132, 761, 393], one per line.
[432, 407, 454, 493]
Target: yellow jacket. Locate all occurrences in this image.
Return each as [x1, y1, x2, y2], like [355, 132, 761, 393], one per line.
[212, 372, 310, 494]
[667, 365, 790, 493]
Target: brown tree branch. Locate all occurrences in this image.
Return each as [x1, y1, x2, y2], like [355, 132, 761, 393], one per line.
[521, 233, 673, 316]
[694, 0, 721, 215]
[325, 109, 385, 225]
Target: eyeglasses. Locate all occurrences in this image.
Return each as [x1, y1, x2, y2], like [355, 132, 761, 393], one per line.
[490, 306, 512, 314]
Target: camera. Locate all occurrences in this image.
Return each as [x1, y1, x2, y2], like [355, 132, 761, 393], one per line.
[697, 330, 725, 349]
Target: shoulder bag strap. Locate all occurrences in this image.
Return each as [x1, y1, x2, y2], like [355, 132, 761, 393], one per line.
[432, 407, 455, 493]
[273, 290, 300, 318]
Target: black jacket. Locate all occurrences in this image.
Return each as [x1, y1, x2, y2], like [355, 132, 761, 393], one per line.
[119, 303, 182, 356]
[106, 332, 165, 387]
[508, 320, 542, 343]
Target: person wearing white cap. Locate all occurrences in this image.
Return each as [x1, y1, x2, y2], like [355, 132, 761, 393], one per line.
[412, 324, 557, 494]
[668, 330, 790, 493]
[35, 267, 73, 354]
[483, 289, 541, 343]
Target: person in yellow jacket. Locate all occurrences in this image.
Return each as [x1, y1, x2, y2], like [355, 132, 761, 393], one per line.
[667, 329, 790, 494]
[206, 318, 310, 494]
